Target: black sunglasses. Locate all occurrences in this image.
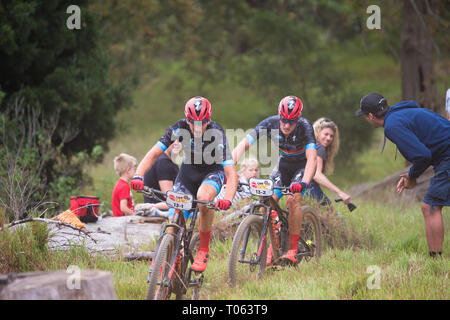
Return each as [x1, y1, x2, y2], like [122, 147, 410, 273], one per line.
[186, 118, 210, 125]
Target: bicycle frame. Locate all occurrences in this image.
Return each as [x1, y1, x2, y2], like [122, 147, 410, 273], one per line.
[155, 208, 197, 289]
[237, 189, 290, 266]
[140, 186, 214, 297]
[237, 182, 315, 268]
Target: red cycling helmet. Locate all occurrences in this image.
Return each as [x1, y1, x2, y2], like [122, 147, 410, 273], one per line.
[184, 96, 212, 122]
[278, 96, 303, 120]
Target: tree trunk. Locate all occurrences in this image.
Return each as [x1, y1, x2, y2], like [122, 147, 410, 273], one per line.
[400, 0, 439, 112]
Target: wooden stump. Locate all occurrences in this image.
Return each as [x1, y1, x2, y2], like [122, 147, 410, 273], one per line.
[0, 269, 117, 300]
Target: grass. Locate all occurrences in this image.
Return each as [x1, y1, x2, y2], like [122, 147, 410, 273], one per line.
[199, 202, 449, 300]
[1, 200, 447, 300]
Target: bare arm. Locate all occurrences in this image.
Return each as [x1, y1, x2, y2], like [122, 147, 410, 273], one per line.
[135, 144, 164, 177]
[120, 199, 134, 215]
[302, 148, 317, 184]
[223, 165, 239, 203]
[313, 156, 351, 204]
[232, 139, 251, 165]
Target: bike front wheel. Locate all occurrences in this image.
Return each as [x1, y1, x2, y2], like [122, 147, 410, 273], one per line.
[228, 214, 266, 287]
[146, 233, 175, 300]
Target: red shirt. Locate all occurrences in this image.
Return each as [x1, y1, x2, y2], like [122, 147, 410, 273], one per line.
[112, 179, 134, 217]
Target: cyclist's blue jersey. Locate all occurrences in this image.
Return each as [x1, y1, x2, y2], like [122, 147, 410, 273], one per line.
[245, 115, 317, 166]
[157, 119, 234, 170]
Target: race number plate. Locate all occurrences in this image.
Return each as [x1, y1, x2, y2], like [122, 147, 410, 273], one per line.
[165, 191, 193, 210]
[249, 178, 274, 196]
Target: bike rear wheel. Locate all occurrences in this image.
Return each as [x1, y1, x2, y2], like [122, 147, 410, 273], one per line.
[146, 233, 175, 300]
[228, 214, 266, 287]
[298, 206, 322, 259]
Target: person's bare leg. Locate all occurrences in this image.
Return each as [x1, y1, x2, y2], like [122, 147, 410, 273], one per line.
[421, 202, 444, 254]
[282, 193, 303, 262]
[287, 193, 303, 236]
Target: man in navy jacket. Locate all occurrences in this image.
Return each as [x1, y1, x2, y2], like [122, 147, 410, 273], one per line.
[356, 93, 449, 258]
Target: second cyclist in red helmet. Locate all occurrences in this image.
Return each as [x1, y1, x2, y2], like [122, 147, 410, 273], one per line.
[233, 95, 317, 264]
[131, 96, 238, 273]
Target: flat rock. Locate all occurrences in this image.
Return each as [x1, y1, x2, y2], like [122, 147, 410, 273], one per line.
[48, 215, 163, 254]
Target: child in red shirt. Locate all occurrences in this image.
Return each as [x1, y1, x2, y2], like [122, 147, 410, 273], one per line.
[112, 153, 137, 217]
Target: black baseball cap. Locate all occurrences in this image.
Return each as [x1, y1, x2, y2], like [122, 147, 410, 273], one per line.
[355, 93, 388, 117]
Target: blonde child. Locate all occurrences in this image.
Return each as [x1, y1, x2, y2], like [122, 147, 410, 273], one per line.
[235, 157, 260, 201]
[112, 153, 137, 217]
[216, 157, 260, 204]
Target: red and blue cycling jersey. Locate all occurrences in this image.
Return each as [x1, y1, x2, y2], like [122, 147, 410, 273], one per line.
[246, 115, 316, 198]
[245, 115, 316, 166]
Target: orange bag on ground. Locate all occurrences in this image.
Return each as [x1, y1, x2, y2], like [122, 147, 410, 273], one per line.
[53, 210, 86, 229]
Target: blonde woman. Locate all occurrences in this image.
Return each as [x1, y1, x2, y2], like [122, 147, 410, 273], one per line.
[309, 118, 351, 206]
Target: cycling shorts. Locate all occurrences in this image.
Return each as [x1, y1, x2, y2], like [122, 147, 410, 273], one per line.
[168, 163, 225, 218]
[269, 159, 306, 199]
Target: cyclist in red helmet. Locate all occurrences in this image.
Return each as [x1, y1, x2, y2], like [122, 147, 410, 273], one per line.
[233, 95, 317, 264]
[131, 96, 238, 272]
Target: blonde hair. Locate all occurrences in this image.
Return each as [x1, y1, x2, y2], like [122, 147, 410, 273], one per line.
[313, 118, 340, 174]
[113, 153, 138, 176]
[238, 157, 260, 178]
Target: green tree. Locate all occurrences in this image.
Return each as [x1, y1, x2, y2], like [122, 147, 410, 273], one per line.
[0, 0, 132, 213]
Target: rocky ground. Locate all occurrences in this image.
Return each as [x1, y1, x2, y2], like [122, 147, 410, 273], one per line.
[47, 214, 165, 255]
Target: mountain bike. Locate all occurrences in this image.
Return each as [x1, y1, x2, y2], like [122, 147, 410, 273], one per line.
[228, 178, 322, 287]
[139, 186, 217, 300]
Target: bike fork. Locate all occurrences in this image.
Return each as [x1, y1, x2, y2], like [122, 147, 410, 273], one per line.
[239, 217, 270, 265]
[164, 226, 185, 287]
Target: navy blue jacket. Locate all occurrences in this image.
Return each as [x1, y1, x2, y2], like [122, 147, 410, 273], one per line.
[383, 101, 450, 179]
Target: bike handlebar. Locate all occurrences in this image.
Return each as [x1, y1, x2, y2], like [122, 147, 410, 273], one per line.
[237, 181, 293, 196]
[139, 186, 218, 210]
[237, 181, 356, 211]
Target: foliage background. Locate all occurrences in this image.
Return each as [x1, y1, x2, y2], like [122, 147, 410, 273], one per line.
[1, 1, 448, 217]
